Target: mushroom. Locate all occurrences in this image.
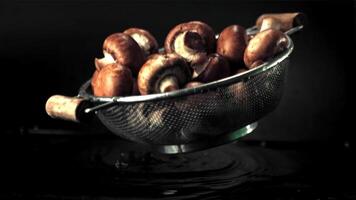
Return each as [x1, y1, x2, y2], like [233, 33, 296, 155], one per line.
[256, 12, 306, 32]
[147, 107, 170, 129]
[243, 29, 288, 69]
[123, 28, 159, 57]
[91, 63, 133, 97]
[233, 68, 248, 96]
[216, 67, 249, 127]
[221, 68, 248, 110]
[174, 80, 206, 119]
[164, 21, 216, 64]
[131, 78, 140, 95]
[137, 53, 192, 95]
[184, 81, 203, 89]
[171, 31, 208, 65]
[192, 53, 231, 83]
[133, 102, 185, 142]
[91, 69, 100, 90]
[216, 25, 248, 65]
[95, 33, 144, 75]
[236, 68, 248, 75]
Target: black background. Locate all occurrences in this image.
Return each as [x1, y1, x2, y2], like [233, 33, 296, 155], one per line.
[0, 0, 353, 142]
[0, 0, 355, 198]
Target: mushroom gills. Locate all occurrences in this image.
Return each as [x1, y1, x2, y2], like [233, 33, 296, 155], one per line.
[174, 31, 206, 63]
[158, 75, 179, 93]
[130, 33, 151, 54]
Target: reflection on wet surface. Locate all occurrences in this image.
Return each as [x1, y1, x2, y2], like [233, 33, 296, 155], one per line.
[1, 135, 354, 199]
[75, 140, 300, 199]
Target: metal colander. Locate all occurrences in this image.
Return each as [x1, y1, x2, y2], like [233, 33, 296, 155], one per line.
[76, 33, 294, 153]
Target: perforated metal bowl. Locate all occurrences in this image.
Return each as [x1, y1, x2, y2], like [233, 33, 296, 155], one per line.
[77, 33, 293, 154]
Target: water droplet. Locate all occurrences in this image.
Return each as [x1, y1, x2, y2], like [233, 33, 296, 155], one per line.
[163, 189, 177, 195]
[344, 141, 350, 149]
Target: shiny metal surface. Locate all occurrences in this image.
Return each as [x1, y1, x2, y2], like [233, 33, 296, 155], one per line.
[76, 30, 295, 150]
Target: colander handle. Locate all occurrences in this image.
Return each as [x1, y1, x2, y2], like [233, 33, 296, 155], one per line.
[256, 12, 306, 32]
[45, 95, 91, 122]
[246, 12, 306, 36]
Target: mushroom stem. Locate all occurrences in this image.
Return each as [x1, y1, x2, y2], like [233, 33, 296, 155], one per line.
[95, 51, 116, 70]
[159, 76, 179, 93]
[191, 58, 209, 79]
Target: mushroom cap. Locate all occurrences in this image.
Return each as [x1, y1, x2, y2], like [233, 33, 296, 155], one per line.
[216, 25, 248, 64]
[138, 53, 192, 95]
[131, 78, 140, 96]
[91, 70, 100, 90]
[123, 28, 159, 57]
[243, 29, 288, 69]
[236, 68, 248, 75]
[227, 68, 248, 100]
[164, 21, 216, 54]
[102, 33, 145, 75]
[91, 63, 133, 97]
[194, 53, 231, 83]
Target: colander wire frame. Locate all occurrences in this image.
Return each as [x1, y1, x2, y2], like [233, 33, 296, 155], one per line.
[77, 32, 294, 151]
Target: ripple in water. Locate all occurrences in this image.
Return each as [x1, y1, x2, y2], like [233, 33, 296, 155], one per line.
[79, 140, 299, 199]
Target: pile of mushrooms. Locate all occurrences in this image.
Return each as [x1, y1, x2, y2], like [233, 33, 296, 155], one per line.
[90, 13, 304, 97]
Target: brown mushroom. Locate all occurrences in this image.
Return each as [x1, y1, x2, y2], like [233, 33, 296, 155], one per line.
[134, 103, 183, 139]
[91, 63, 133, 97]
[256, 12, 306, 32]
[225, 68, 248, 98]
[95, 33, 144, 75]
[94, 52, 115, 71]
[216, 25, 248, 65]
[147, 107, 169, 129]
[137, 53, 192, 95]
[192, 53, 231, 83]
[170, 31, 208, 65]
[234, 68, 248, 95]
[175, 81, 205, 114]
[165, 21, 216, 57]
[236, 68, 248, 75]
[123, 28, 159, 57]
[223, 68, 248, 121]
[184, 81, 203, 89]
[131, 78, 140, 95]
[91, 69, 100, 90]
[244, 29, 288, 69]
[247, 34, 254, 42]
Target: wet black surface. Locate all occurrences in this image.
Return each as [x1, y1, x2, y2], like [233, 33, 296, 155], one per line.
[0, 131, 355, 199]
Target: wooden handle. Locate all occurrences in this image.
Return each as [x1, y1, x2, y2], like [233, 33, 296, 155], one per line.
[256, 12, 306, 32]
[259, 17, 282, 32]
[45, 95, 90, 122]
